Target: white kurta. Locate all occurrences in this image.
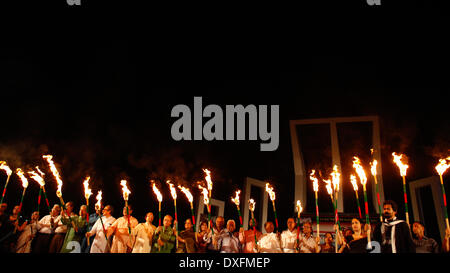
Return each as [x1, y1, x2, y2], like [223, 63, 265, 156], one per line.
[131, 222, 156, 253]
[90, 215, 116, 253]
[109, 216, 139, 253]
[16, 222, 38, 253]
[281, 229, 297, 253]
[259, 232, 282, 253]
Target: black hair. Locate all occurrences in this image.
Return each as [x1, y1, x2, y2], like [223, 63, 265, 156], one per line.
[383, 200, 398, 212]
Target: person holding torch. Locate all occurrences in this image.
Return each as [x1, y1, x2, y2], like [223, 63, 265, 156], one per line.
[107, 180, 138, 253]
[86, 192, 115, 253]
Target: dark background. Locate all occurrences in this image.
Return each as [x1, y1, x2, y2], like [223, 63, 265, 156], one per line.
[0, 1, 448, 248]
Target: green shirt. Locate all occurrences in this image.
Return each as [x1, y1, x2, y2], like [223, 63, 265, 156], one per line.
[151, 226, 176, 253]
[60, 215, 87, 253]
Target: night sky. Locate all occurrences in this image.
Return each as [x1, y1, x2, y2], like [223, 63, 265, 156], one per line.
[0, 2, 448, 243]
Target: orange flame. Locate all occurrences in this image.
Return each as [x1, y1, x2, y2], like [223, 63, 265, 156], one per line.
[95, 191, 102, 210]
[120, 180, 130, 201]
[324, 179, 333, 196]
[83, 176, 92, 200]
[0, 161, 12, 176]
[166, 180, 177, 200]
[16, 168, 28, 188]
[370, 159, 378, 176]
[28, 170, 45, 187]
[331, 165, 341, 192]
[231, 190, 241, 206]
[310, 170, 319, 192]
[392, 152, 409, 177]
[350, 174, 358, 191]
[203, 169, 213, 192]
[265, 183, 276, 201]
[352, 156, 367, 186]
[436, 157, 450, 176]
[35, 166, 45, 177]
[198, 185, 209, 205]
[248, 198, 256, 212]
[178, 185, 193, 203]
[43, 155, 63, 197]
[296, 200, 303, 214]
[152, 182, 163, 202]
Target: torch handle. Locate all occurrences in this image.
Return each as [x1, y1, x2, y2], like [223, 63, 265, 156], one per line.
[402, 176, 410, 225]
[374, 175, 383, 222]
[237, 207, 243, 228]
[98, 211, 111, 250]
[0, 175, 11, 204]
[158, 202, 161, 227]
[315, 191, 320, 238]
[251, 211, 257, 247]
[363, 185, 370, 225]
[125, 200, 131, 234]
[439, 175, 449, 221]
[272, 200, 279, 231]
[37, 187, 42, 213]
[355, 191, 362, 219]
[42, 186, 51, 214]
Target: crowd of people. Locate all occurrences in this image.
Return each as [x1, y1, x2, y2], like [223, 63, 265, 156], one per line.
[0, 199, 449, 253]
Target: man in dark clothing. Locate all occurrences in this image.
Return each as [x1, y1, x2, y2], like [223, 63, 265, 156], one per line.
[373, 200, 415, 253]
[411, 221, 439, 253]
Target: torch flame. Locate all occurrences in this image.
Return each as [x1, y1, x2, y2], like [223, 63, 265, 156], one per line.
[231, 190, 241, 206]
[198, 185, 209, 205]
[95, 190, 102, 210]
[324, 179, 333, 196]
[166, 180, 177, 200]
[350, 174, 358, 191]
[120, 180, 130, 201]
[310, 170, 319, 192]
[331, 165, 341, 192]
[265, 183, 276, 201]
[178, 185, 193, 203]
[0, 161, 12, 176]
[436, 157, 450, 176]
[392, 152, 409, 177]
[28, 170, 45, 187]
[83, 176, 92, 199]
[296, 200, 303, 214]
[43, 155, 63, 197]
[352, 156, 368, 186]
[370, 159, 378, 176]
[16, 168, 28, 188]
[248, 198, 256, 212]
[35, 166, 45, 177]
[203, 169, 213, 192]
[152, 182, 163, 202]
